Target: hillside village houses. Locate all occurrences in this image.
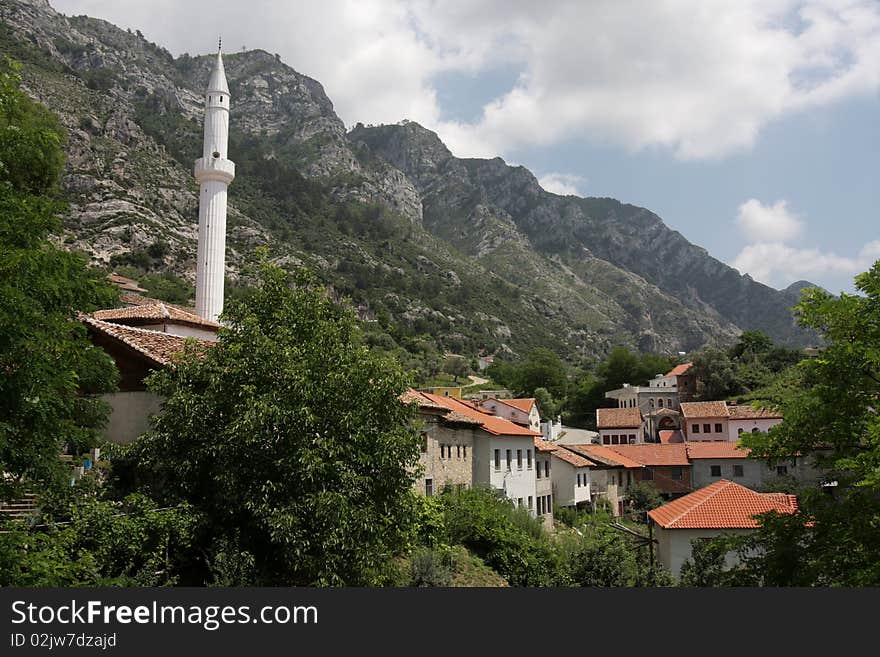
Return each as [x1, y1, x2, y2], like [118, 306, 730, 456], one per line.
[70, 45, 830, 576]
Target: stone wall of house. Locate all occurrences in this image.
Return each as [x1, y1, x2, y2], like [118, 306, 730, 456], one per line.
[415, 416, 474, 495]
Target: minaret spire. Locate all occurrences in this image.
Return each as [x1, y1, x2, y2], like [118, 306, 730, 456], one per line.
[194, 43, 235, 322]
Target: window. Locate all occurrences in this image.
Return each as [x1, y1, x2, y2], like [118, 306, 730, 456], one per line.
[629, 434, 636, 443]
[439, 445, 445, 459]
[517, 449, 523, 469]
[494, 449, 500, 471]
[715, 423, 723, 433]
[752, 428, 760, 434]
[692, 424, 700, 434]
[457, 445, 461, 458]
[420, 432, 428, 453]
[710, 465, 722, 477]
[536, 461, 542, 478]
[506, 450, 512, 471]
[777, 465, 788, 476]
[425, 479, 433, 497]
[671, 467, 682, 481]
[517, 498, 523, 508]
[577, 473, 582, 487]
[618, 471, 623, 486]
[611, 435, 619, 445]
[626, 471, 631, 486]
[528, 496, 533, 510]
[642, 468, 654, 481]
[650, 399, 655, 408]
[703, 423, 711, 434]
[545, 461, 550, 477]
[463, 446, 467, 458]
[738, 428, 745, 435]
[658, 399, 664, 408]
[603, 436, 610, 444]
[527, 449, 533, 469]
[733, 464, 744, 477]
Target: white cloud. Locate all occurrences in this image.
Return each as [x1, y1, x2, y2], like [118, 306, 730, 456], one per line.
[737, 199, 804, 243]
[52, 0, 880, 160]
[537, 173, 584, 196]
[731, 240, 880, 287]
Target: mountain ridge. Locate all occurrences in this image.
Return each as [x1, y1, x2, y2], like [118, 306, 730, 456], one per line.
[1, 0, 817, 364]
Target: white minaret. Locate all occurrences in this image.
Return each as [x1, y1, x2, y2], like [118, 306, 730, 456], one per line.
[194, 41, 235, 322]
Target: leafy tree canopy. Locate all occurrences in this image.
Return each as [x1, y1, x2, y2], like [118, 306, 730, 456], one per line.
[130, 259, 422, 585]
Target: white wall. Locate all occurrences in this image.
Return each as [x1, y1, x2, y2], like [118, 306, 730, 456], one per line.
[101, 391, 163, 443]
[728, 417, 782, 441]
[684, 418, 729, 441]
[655, 525, 753, 576]
[690, 458, 767, 489]
[136, 322, 218, 341]
[550, 457, 592, 507]
[474, 434, 537, 511]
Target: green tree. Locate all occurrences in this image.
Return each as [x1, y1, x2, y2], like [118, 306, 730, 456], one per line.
[730, 264, 880, 585]
[0, 63, 118, 502]
[692, 348, 741, 400]
[626, 481, 663, 518]
[509, 348, 568, 398]
[556, 522, 638, 586]
[442, 354, 470, 383]
[130, 260, 422, 585]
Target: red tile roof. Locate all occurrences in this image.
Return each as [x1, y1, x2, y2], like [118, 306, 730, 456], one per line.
[727, 404, 783, 420]
[686, 442, 752, 460]
[607, 443, 690, 467]
[596, 407, 642, 429]
[94, 303, 219, 331]
[568, 444, 642, 469]
[551, 447, 595, 468]
[534, 438, 559, 453]
[648, 479, 798, 529]
[420, 393, 541, 437]
[680, 401, 730, 419]
[81, 315, 212, 367]
[121, 293, 198, 315]
[497, 398, 537, 414]
[665, 362, 693, 377]
[659, 430, 684, 444]
[108, 274, 147, 293]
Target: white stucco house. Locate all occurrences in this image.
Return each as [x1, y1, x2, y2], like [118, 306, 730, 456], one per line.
[727, 404, 783, 440]
[596, 407, 643, 445]
[550, 447, 594, 507]
[421, 394, 542, 514]
[680, 401, 731, 441]
[477, 397, 542, 432]
[648, 479, 798, 576]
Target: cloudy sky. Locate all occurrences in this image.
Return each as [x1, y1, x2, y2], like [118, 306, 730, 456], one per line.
[54, 0, 880, 293]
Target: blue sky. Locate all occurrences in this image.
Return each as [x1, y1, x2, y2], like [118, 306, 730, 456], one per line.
[54, 0, 880, 294]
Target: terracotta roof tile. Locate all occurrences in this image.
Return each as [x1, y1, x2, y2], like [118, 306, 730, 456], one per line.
[648, 479, 798, 529]
[727, 405, 783, 420]
[534, 438, 559, 453]
[420, 393, 541, 437]
[686, 442, 752, 459]
[551, 447, 595, 468]
[665, 362, 693, 377]
[596, 407, 642, 429]
[94, 303, 219, 331]
[568, 444, 642, 469]
[680, 401, 730, 419]
[497, 398, 537, 414]
[120, 293, 198, 315]
[607, 443, 690, 466]
[81, 315, 212, 367]
[659, 430, 684, 444]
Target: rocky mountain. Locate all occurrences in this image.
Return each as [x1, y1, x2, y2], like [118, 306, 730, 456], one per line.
[1, 0, 816, 363]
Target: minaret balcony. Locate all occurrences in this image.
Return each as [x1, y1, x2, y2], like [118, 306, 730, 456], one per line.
[194, 156, 235, 184]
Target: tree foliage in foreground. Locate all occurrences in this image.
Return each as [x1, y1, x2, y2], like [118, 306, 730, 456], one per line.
[696, 263, 880, 585]
[0, 62, 118, 502]
[130, 260, 422, 585]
